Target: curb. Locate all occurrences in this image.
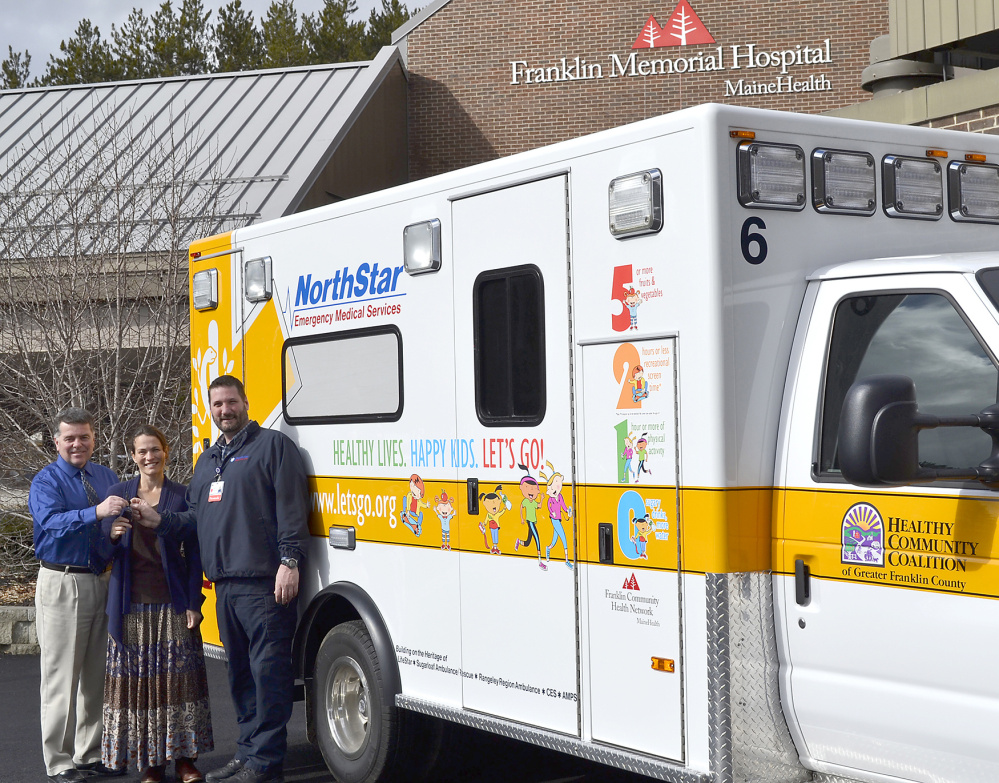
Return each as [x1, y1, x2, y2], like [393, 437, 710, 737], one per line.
[0, 606, 39, 655]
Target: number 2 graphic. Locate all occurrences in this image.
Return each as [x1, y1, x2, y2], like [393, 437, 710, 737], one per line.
[614, 342, 642, 409]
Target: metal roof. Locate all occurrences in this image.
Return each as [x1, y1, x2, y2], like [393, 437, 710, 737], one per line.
[0, 46, 404, 252]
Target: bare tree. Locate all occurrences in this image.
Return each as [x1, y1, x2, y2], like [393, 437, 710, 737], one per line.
[0, 107, 241, 578]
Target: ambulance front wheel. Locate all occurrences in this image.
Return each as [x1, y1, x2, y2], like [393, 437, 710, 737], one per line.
[314, 620, 400, 783]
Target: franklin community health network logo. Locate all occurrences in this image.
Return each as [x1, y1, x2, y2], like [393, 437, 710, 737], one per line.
[509, 0, 833, 96]
[633, 0, 714, 48]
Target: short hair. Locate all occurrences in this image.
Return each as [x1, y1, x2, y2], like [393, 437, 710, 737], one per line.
[130, 424, 169, 456]
[53, 407, 94, 436]
[209, 374, 247, 401]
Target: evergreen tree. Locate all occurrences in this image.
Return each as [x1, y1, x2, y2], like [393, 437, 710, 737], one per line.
[40, 19, 120, 86]
[178, 0, 213, 74]
[261, 0, 308, 68]
[112, 8, 154, 80]
[304, 0, 365, 65]
[215, 0, 264, 73]
[140, 1, 212, 78]
[362, 0, 410, 58]
[1, 47, 33, 89]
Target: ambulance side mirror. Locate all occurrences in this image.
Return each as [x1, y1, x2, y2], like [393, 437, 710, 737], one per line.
[838, 375, 932, 486]
[838, 375, 999, 487]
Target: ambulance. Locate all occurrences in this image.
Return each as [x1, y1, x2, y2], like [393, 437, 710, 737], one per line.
[186, 103, 999, 783]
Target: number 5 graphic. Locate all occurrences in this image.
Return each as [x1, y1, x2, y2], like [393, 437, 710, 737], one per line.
[611, 264, 633, 332]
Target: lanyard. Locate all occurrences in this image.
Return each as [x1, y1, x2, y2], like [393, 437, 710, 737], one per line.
[213, 434, 248, 478]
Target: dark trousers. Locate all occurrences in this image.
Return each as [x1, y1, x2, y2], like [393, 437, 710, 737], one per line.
[215, 578, 297, 772]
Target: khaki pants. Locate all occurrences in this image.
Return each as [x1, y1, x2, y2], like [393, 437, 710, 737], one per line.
[35, 567, 109, 775]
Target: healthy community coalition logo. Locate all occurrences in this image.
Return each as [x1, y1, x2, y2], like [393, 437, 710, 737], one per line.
[633, 0, 714, 49]
[841, 502, 884, 566]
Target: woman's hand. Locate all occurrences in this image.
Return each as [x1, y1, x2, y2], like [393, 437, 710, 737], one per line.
[186, 610, 202, 629]
[109, 517, 131, 542]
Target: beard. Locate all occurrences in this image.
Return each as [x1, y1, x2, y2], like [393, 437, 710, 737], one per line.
[215, 412, 248, 434]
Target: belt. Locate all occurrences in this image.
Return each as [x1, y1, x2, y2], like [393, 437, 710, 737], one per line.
[40, 561, 91, 574]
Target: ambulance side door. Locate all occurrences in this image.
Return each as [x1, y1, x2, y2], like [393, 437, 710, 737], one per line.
[776, 272, 999, 782]
[450, 175, 580, 735]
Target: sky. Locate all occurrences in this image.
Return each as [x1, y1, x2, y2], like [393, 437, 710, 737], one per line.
[0, 0, 384, 80]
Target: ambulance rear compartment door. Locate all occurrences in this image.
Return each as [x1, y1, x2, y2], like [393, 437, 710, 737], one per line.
[451, 175, 579, 736]
[579, 336, 683, 761]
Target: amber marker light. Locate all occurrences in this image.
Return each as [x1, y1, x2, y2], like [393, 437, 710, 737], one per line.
[730, 130, 755, 139]
[925, 149, 948, 158]
[966, 153, 987, 163]
[651, 657, 675, 673]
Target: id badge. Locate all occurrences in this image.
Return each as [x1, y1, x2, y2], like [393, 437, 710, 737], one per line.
[208, 480, 224, 502]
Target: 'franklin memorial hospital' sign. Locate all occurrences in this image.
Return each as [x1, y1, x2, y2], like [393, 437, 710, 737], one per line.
[509, 0, 834, 97]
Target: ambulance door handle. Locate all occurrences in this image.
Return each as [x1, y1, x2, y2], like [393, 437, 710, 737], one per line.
[795, 558, 811, 606]
[598, 523, 614, 564]
[467, 478, 479, 515]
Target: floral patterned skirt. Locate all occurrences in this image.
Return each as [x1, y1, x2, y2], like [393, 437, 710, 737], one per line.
[102, 603, 214, 771]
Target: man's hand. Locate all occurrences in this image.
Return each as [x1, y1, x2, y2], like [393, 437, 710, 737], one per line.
[129, 497, 163, 529]
[275, 564, 299, 606]
[96, 495, 128, 520]
[186, 609, 202, 629]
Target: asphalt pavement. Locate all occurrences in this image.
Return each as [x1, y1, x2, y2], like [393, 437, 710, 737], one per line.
[0, 653, 647, 783]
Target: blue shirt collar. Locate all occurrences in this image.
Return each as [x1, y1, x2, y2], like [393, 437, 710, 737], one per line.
[54, 455, 93, 478]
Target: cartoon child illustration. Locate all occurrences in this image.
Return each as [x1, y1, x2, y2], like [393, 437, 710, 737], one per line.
[631, 514, 654, 560]
[621, 433, 635, 483]
[629, 364, 649, 403]
[478, 485, 511, 554]
[634, 435, 652, 483]
[539, 461, 573, 570]
[623, 286, 643, 331]
[434, 490, 455, 551]
[514, 465, 547, 570]
[400, 474, 430, 536]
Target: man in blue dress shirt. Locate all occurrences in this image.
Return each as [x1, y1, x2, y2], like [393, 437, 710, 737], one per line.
[29, 408, 128, 782]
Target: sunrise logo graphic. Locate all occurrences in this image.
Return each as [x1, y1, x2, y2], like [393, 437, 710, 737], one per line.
[632, 0, 715, 49]
[840, 502, 885, 567]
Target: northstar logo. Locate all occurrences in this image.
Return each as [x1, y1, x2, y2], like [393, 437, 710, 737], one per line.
[633, 0, 715, 49]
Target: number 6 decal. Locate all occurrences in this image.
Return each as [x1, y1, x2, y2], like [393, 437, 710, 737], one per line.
[741, 217, 767, 265]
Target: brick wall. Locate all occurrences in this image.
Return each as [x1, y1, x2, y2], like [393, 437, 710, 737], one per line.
[406, 0, 887, 179]
[924, 106, 999, 134]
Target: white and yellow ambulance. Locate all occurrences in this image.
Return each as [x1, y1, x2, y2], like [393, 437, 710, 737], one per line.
[187, 103, 999, 783]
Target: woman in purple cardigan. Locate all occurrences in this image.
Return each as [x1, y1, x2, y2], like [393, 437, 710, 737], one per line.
[101, 425, 213, 783]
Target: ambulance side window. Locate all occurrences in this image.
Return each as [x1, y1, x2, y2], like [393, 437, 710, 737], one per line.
[818, 292, 998, 477]
[473, 264, 546, 426]
[282, 325, 403, 424]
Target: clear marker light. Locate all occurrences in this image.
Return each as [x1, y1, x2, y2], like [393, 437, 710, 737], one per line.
[737, 142, 806, 210]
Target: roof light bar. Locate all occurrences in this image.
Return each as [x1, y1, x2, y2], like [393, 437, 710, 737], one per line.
[948, 161, 999, 223]
[608, 169, 663, 238]
[737, 141, 806, 211]
[882, 155, 943, 220]
[812, 148, 876, 216]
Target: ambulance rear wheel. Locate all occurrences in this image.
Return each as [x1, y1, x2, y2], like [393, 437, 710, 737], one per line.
[314, 620, 400, 783]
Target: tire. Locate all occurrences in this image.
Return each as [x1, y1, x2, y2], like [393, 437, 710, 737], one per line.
[314, 620, 399, 783]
